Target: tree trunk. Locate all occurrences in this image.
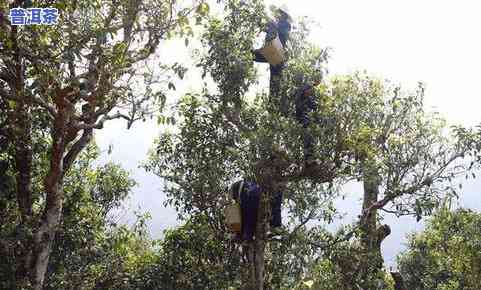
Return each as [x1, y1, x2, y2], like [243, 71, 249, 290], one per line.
[13, 101, 34, 288]
[31, 183, 64, 290]
[29, 98, 69, 290]
[361, 165, 379, 250]
[359, 163, 391, 289]
[9, 76, 93, 289]
[9, 28, 35, 288]
[246, 62, 284, 287]
[241, 51, 284, 290]
[253, 192, 267, 290]
[13, 96, 33, 219]
[243, 191, 268, 290]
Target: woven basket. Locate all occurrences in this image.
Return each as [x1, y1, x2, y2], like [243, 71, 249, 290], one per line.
[225, 203, 241, 233]
[259, 35, 285, 66]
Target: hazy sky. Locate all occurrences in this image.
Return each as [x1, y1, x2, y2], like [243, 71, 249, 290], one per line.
[96, 0, 481, 268]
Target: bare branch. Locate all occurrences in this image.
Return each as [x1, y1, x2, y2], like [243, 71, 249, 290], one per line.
[307, 226, 358, 252]
[30, 95, 57, 117]
[74, 112, 131, 130]
[62, 129, 93, 177]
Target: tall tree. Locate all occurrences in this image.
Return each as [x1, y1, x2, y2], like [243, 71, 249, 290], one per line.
[317, 73, 480, 288]
[148, 1, 481, 289]
[148, 1, 350, 289]
[0, 0, 209, 288]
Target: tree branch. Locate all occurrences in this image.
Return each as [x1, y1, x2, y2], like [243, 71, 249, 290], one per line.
[268, 209, 316, 242]
[62, 129, 93, 177]
[74, 112, 131, 130]
[308, 226, 358, 252]
[31, 95, 57, 117]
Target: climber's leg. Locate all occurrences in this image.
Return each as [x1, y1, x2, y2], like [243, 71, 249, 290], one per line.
[241, 190, 260, 241]
[253, 49, 268, 63]
[270, 191, 283, 228]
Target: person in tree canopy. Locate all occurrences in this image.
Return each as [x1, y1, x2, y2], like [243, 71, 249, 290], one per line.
[252, 5, 292, 76]
[230, 180, 283, 242]
[295, 75, 322, 166]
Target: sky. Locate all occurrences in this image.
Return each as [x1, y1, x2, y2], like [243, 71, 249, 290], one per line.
[96, 0, 481, 268]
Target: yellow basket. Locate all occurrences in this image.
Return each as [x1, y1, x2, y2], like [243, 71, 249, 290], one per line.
[225, 203, 242, 233]
[259, 35, 285, 66]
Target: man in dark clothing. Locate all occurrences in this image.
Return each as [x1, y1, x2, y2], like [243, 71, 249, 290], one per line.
[295, 80, 320, 164]
[230, 180, 283, 241]
[252, 7, 292, 76]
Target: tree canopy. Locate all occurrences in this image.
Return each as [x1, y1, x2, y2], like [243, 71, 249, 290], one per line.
[1, 0, 481, 289]
[398, 208, 481, 290]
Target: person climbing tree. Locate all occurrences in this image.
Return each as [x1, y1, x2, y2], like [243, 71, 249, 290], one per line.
[252, 5, 292, 76]
[230, 180, 283, 242]
[295, 78, 321, 166]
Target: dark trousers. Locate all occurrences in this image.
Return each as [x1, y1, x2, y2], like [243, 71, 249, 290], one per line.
[270, 191, 283, 228]
[240, 189, 260, 242]
[239, 190, 283, 241]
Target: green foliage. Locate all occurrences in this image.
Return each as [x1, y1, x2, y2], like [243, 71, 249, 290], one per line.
[0, 131, 17, 290]
[145, 0, 340, 219]
[127, 214, 242, 290]
[3, 1, 480, 289]
[145, 3, 351, 289]
[38, 144, 147, 290]
[319, 72, 476, 219]
[398, 208, 481, 290]
[200, 0, 266, 105]
[0, 134, 151, 290]
[284, 237, 395, 290]
[145, 1, 479, 288]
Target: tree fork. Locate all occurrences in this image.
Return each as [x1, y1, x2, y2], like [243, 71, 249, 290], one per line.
[29, 89, 92, 290]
